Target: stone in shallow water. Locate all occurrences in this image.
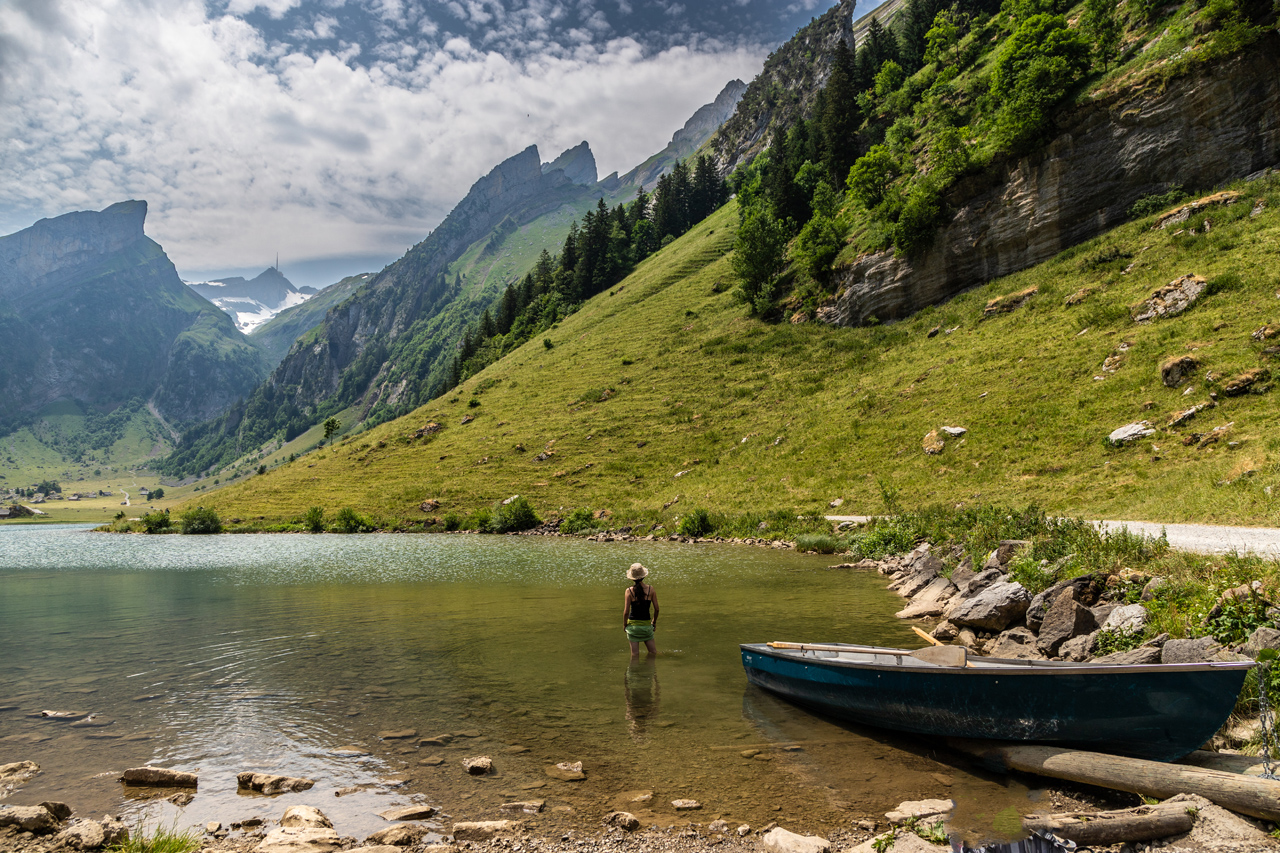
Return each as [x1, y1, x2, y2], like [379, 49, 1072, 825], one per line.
[281, 805, 331, 829]
[452, 821, 518, 842]
[545, 761, 585, 781]
[419, 757, 444, 767]
[462, 756, 492, 775]
[119, 766, 198, 788]
[671, 799, 701, 811]
[378, 805, 437, 821]
[365, 824, 427, 847]
[378, 729, 417, 740]
[0, 805, 59, 833]
[238, 773, 316, 794]
[603, 811, 639, 830]
[499, 800, 544, 814]
[761, 827, 831, 853]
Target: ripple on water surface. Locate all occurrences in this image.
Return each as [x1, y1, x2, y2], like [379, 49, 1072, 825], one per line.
[0, 525, 1033, 840]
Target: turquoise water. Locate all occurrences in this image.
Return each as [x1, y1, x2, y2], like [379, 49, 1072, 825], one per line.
[0, 525, 1030, 839]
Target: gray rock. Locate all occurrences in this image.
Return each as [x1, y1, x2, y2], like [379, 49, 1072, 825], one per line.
[960, 568, 1004, 598]
[986, 627, 1046, 660]
[119, 766, 197, 788]
[885, 799, 953, 824]
[0, 761, 39, 787]
[1103, 603, 1150, 633]
[280, 806, 332, 829]
[39, 802, 71, 821]
[1242, 627, 1280, 659]
[545, 761, 584, 781]
[983, 540, 1029, 570]
[948, 581, 1031, 632]
[603, 811, 639, 830]
[498, 801, 543, 814]
[950, 565, 976, 591]
[1132, 274, 1207, 323]
[347, 847, 402, 853]
[1094, 647, 1163, 665]
[167, 792, 194, 807]
[1059, 631, 1097, 662]
[761, 827, 831, 853]
[451, 821, 518, 842]
[237, 773, 315, 794]
[461, 756, 492, 775]
[100, 817, 128, 846]
[930, 621, 959, 642]
[891, 557, 943, 598]
[708, 819, 729, 833]
[1162, 636, 1226, 663]
[252, 826, 342, 853]
[0, 805, 59, 833]
[1037, 589, 1098, 655]
[1108, 422, 1156, 445]
[1141, 577, 1169, 601]
[896, 576, 957, 618]
[671, 799, 701, 810]
[1091, 603, 1117, 625]
[1026, 575, 1104, 632]
[53, 821, 105, 850]
[365, 825, 427, 847]
[378, 805, 437, 821]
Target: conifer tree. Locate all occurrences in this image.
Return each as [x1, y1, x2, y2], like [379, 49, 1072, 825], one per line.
[821, 38, 862, 185]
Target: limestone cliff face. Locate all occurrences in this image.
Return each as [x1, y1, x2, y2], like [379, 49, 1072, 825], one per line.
[0, 201, 268, 428]
[543, 142, 598, 186]
[268, 144, 580, 404]
[712, 0, 856, 173]
[822, 38, 1280, 326]
[0, 200, 147, 295]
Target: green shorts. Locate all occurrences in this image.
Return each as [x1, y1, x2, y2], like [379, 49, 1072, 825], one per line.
[625, 621, 655, 643]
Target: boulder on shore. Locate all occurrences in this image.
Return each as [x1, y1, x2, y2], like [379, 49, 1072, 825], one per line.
[947, 582, 1031, 632]
[0, 804, 60, 834]
[761, 826, 832, 853]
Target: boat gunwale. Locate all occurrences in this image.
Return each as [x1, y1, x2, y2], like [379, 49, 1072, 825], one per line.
[740, 642, 1256, 677]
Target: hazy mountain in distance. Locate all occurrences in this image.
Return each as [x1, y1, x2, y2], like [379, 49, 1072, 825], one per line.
[187, 266, 316, 333]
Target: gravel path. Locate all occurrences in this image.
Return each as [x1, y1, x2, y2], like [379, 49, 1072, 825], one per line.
[826, 516, 1280, 560]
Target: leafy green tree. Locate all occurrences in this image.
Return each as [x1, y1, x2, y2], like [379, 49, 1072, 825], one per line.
[333, 506, 373, 533]
[847, 145, 899, 209]
[820, 39, 862, 186]
[989, 14, 1090, 151]
[792, 213, 844, 280]
[322, 416, 341, 441]
[303, 506, 325, 533]
[150, 487, 165, 500]
[180, 506, 222, 534]
[493, 496, 540, 532]
[141, 511, 170, 534]
[730, 206, 790, 316]
[924, 9, 962, 65]
[931, 124, 971, 180]
[873, 60, 907, 100]
[1080, 0, 1122, 69]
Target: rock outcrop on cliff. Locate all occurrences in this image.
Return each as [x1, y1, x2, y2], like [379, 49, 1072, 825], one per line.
[0, 201, 268, 430]
[820, 37, 1280, 327]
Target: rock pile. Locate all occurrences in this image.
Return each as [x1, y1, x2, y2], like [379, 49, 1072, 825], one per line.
[868, 543, 1278, 665]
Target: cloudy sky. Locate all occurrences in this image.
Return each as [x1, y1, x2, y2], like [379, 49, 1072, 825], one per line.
[0, 0, 844, 288]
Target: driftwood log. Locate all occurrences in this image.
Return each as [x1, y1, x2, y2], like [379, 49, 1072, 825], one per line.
[948, 740, 1280, 822]
[1022, 803, 1194, 845]
[1178, 749, 1271, 777]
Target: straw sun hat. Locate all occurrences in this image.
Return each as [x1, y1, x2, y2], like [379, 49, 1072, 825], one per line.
[627, 563, 649, 580]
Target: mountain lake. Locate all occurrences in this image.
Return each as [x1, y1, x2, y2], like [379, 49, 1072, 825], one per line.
[0, 524, 1039, 841]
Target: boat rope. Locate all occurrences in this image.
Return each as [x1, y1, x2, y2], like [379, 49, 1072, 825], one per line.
[1257, 659, 1279, 780]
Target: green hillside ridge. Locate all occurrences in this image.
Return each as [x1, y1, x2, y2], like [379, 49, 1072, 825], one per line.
[189, 174, 1280, 529]
[250, 273, 373, 366]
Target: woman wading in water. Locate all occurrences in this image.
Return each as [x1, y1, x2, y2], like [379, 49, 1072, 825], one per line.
[623, 563, 659, 659]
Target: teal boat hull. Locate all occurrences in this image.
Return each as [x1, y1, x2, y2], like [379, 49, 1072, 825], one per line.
[740, 642, 1252, 762]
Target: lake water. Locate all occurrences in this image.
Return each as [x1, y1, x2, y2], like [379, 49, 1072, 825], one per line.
[0, 525, 1034, 841]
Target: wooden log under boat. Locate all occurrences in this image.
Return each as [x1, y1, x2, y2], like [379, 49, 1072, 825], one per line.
[949, 739, 1280, 822]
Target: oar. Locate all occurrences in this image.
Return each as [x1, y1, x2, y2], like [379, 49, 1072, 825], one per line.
[767, 641, 968, 668]
[913, 625, 943, 646]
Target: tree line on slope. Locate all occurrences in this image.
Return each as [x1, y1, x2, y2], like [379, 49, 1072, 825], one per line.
[443, 155, 728, 391]
[730, 0, 1272, 319]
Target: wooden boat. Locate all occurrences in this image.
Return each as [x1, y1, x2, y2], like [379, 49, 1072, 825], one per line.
[740, 641, 1254, 762]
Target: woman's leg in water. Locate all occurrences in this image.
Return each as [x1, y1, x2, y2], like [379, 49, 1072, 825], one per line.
[644, 639, 657, 656]
[629, 641, 641, 660]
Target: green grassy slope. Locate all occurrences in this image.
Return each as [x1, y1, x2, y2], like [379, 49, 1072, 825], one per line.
[196, 177, 1280, 528]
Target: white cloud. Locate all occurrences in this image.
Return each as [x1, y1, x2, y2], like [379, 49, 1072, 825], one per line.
[0, 0, 765, 274]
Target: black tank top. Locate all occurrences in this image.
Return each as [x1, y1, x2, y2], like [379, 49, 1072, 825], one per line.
[629, 584, 651, 620]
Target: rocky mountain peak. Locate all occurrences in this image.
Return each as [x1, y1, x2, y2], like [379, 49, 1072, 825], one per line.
[543, 142, 598, 186]
[669, 80, 748, 151]
[0, 200, 149, 294]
